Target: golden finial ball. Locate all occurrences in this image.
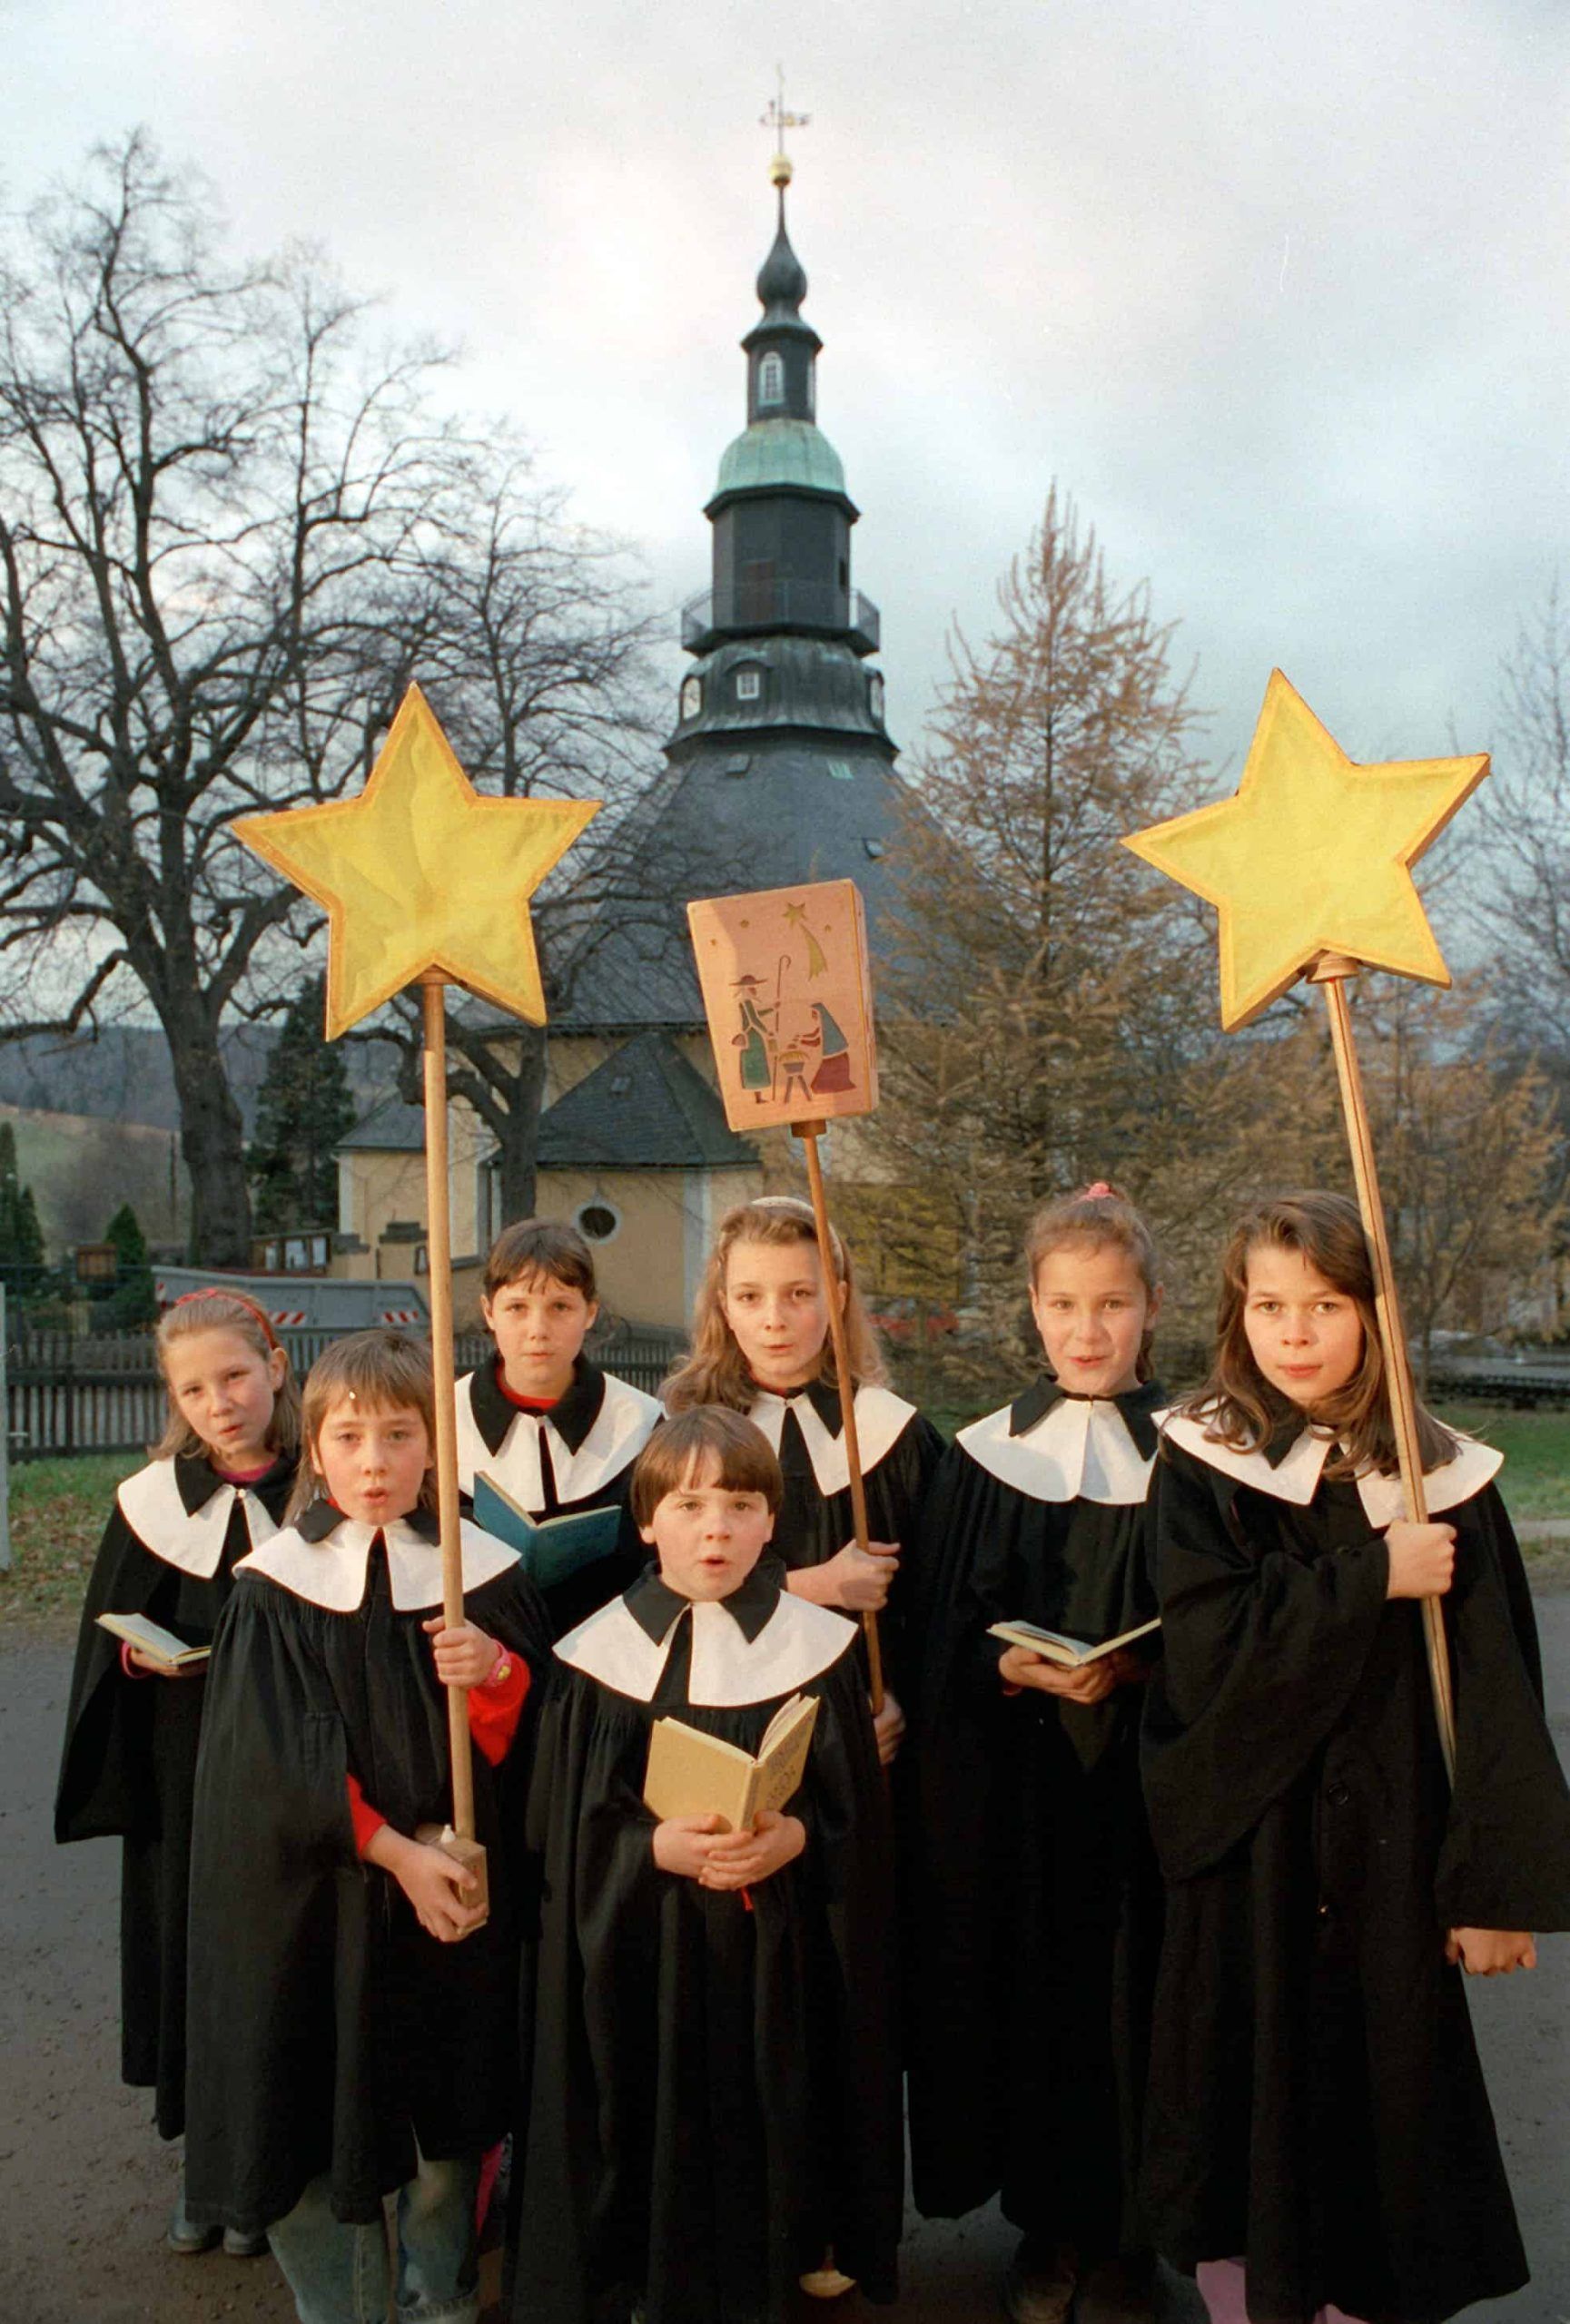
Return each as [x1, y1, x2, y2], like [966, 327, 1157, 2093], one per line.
[769, 152, 794, 187]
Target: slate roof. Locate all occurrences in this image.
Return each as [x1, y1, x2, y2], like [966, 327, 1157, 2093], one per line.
[337, 1095, 425, 1152]
[552, 740, 910, 1033]
[537, 1031, 757, 1171]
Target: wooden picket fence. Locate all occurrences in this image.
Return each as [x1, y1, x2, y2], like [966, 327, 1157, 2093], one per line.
[5, 1323, 683, 1461]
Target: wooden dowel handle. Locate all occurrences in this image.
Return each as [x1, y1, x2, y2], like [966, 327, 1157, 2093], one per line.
[421, 975, 478, 1839]
[1312, 957, 1456, 1782]
[797, 1126, 884, 1716]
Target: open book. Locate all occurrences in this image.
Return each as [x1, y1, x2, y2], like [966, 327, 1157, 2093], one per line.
[471, 1472, 622, 1592]
[96, 1611, 212, 1670]
[644, 1692, 820, 1833]
[986, 1615, 1160, 1669]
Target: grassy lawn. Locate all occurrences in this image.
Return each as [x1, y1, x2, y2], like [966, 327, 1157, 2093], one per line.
[0, 1452, 139, 1629]
[2, 1404, 1567, 1632]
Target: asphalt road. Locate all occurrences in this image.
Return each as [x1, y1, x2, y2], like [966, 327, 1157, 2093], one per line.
[3, 1610, 1566, 2324]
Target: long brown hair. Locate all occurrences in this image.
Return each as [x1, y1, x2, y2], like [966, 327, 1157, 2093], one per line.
[152, 1292, 301, 1462]
[1192, 1190, 1455, 1477]
[663, 1196, 887, 1414]
[1024, 1182, 1162, 1383]
[286, 1329, 439, 1522]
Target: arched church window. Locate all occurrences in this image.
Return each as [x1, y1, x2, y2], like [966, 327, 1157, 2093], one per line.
[680, 675, 702, 722]
[758, 351, 785, 407]
[868, 672, 885, 719]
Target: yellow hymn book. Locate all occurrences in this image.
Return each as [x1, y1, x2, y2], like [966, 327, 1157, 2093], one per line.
[986, 1616, 1160, 1669]
[96, 1612, 212, 1669]
[643, 1692, 820, 1833]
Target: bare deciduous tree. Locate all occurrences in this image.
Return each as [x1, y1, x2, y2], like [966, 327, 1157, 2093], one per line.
[0, 133, 662, 1260]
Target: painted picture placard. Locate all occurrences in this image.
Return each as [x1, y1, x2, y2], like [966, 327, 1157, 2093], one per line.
[687, 879, 879, 1130]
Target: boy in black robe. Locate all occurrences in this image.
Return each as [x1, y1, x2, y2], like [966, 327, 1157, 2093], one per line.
[455, 1216, 662, 1637]
[182, 1328, 550, 2323]
[512, 1405, 903, 2324]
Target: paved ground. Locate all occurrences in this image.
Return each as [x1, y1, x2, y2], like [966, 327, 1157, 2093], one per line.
[3, 1610, 1566, 2324]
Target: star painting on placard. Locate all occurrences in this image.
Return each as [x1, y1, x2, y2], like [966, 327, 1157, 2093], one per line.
[235, 684, 599, 1037]
[1121, 670, 1489, 1029]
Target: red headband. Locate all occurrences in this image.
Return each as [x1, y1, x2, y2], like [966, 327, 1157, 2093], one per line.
[172, 1286, 282, 1351]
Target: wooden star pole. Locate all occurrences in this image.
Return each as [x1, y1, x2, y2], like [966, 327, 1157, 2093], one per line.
[236, 684, 598, 1918]
[1125, 670, 1490, 1783]
[1308, 951, 1456, 1776]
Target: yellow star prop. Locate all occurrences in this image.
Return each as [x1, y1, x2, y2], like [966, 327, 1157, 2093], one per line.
[235, 685, 599, 1037]
[1121, 670, 1488, 1029]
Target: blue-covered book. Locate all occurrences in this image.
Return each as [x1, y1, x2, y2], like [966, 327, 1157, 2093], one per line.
[471, 1472, 623, 1591]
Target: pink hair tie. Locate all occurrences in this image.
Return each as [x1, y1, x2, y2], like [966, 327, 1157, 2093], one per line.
[173, 1285, 282, 1352]
[1081, 1180, 1116, 1201]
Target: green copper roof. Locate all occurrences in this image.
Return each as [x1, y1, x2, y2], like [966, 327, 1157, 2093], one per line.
[714, 418, 845, 499]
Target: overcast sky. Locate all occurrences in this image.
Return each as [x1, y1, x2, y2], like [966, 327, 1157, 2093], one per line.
[5, 0, 1566, 783]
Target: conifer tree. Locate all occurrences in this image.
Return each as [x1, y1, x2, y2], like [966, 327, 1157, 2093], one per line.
[104, 1200, 158, 1326]
[247, 977, 358, 1235]
[0, 1119, 46, 1284]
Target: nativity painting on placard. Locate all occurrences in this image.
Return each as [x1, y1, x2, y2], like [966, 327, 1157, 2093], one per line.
[687, 879, 879, 1132]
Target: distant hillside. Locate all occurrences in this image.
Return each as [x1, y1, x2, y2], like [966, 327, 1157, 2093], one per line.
[0, 1023, 397, 1133]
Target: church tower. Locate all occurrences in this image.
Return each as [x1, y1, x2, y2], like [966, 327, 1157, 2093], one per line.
[667, 162, 897, 830]
[560, 142, 907, 1033]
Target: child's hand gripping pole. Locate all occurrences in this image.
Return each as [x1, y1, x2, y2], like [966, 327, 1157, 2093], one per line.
[796, 1123, 885, 1715]
[414, 975, 489, 1925]
[1310, 955, 1458, 1782]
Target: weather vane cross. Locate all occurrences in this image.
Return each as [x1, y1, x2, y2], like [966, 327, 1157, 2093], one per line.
[761, 64, 810, 186]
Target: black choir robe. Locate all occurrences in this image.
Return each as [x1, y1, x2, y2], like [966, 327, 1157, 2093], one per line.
[54, 1449, 297, 2138]
[746, 1378, 943, 1692]
[456, 1354, 662, 1637]
[906, 1381, 1166, 2257]
[183, 1507, 551, 2235]
[1141, 1414, 1570, 2324]
[513, 1558, 903, 2324]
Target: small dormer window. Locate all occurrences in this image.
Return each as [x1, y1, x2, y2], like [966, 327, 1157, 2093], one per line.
[868, 672, 885, 719]
[758, 350, 785, 408]
[681, 675, 703, 722]
[736, 668, 762, 702]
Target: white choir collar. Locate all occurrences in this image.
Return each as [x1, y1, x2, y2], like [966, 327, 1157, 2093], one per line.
[116, 1457, 281, 1579]
[235, 1511, 518, 1612]
[958, 1393, 1166, 1505]
[556, 1586, 855, 1708]
[1160, 1408, 1504, 1521]
[454, 1365, 661, 1508]
[747, 1382, 917, 1499]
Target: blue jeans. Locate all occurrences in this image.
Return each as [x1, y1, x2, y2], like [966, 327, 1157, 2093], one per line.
[268, 2152, 479, 2324]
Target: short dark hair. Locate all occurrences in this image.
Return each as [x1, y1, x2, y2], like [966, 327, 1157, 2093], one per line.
[483, 1217, 597, 1303]
[630, 1406, 783, 1527]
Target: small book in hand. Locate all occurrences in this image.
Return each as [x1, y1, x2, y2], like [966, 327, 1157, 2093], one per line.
[986, 1615, 1160, 1669]
[471, 1472, 622, 1592]
[643, 1692, 820, 1833]
[96, 1611, 212, 1669]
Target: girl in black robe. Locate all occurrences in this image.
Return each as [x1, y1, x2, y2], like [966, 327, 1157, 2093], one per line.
[456, 1217, 662, 1637]
[664, 1195, 943, 1766]
[1141, 1192, 1570, 2324]
[907, 1186, 1168, 2324]
[512, 1407, 903, 2324]
[182, 1328, 550, 2324]
[54, 1288, 301, 2256]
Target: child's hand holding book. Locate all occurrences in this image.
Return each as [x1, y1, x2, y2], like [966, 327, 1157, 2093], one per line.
[997, 1643, 1123, 1706]
[697, 1810, 805, 1890]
